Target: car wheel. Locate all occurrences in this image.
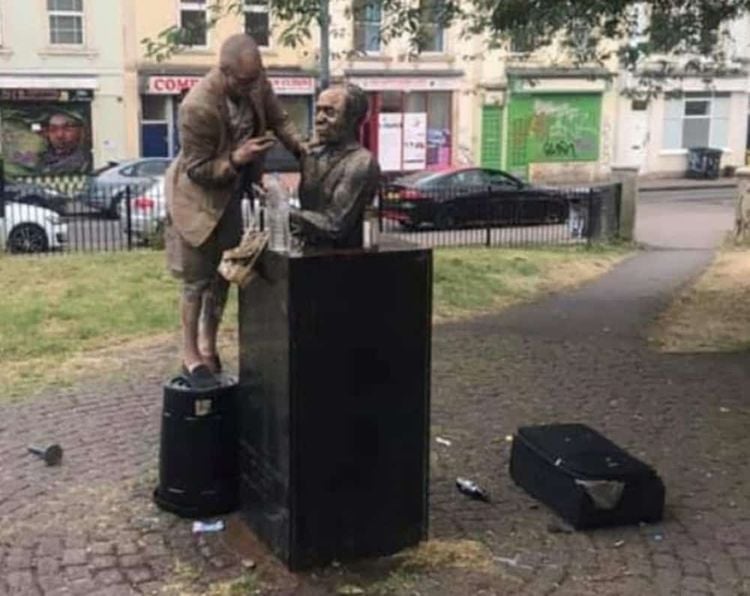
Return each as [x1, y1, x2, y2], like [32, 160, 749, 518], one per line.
[434, 208, 457, 230]
[7, 223, 50, 254]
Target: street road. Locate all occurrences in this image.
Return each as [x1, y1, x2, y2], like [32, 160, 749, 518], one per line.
[636, 186, 737, 249]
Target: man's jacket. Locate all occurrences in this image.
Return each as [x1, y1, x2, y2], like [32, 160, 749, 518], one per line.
[166, 67, 302, 247]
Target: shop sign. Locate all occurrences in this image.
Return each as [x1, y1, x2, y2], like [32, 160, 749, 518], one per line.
[147, 75, 316, 95]
[0, 89, 93, 102]
[147, 76, 202, 94]
[349, 77, 462, 92]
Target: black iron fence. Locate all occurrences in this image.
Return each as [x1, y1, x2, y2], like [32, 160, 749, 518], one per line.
[377, 183, 622, 248]
[0, 173, 622, 255]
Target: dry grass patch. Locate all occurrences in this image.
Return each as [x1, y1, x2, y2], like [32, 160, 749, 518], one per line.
[652, 249, 750, 352]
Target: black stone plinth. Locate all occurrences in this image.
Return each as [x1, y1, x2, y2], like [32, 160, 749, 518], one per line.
[238, 240, 432, 570]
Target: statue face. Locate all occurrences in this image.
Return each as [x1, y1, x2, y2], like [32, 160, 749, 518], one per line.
[315, 88, 349, 144]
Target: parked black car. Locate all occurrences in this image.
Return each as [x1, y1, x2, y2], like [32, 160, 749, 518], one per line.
[381, 167, 570, 230]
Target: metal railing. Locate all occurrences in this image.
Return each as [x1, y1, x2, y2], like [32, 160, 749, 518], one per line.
[377, 183, 622, 249]
[0, 173, 622, 255]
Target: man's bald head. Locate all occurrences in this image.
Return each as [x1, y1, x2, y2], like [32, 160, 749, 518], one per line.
[219, 34, 264, 100]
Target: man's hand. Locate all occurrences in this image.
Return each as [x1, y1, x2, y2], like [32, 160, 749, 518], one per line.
[231, 136, 276, 167]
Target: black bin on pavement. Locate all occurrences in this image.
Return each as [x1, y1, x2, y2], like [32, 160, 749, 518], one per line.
[154, 376, 239, 518]
[687, 147, 722, 179]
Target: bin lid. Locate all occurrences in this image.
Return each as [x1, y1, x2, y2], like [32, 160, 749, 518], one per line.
[516, 423, 657, 480]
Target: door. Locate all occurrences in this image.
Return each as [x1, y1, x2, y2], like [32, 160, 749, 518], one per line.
[480, 105, 503, 169]
[620, 100, 649, 171]
[141, 123, 169, 157]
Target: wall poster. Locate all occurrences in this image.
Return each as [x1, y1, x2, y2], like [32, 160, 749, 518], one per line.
[0, 92, 93, 177]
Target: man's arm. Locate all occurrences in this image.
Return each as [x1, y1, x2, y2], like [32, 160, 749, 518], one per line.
[180, 104, 238, 189]
[262, 79, 304, 159]
[291, 155, 380, 242]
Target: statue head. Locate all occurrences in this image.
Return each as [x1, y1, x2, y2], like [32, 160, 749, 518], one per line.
[219, 34, 264, 101]
[314, 84, 369, 145]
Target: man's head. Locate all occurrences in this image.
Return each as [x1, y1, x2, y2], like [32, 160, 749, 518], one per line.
[219, 34, 264, 100]
[315, 84, 369, 145]
[45, 112, 84, 155]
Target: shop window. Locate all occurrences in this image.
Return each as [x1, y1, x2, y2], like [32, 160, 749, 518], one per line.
[426, 92, 451, 167]
[419, 0, 445, 53]
[245, 0, 269, 47]
[371, 90, 452, 172]
[663, 93, 730, 150]
[353, 0, 382, 54]
[142, 96, 169, 121]
[47, 0, 84, 45]
[180, 0, 207, 47]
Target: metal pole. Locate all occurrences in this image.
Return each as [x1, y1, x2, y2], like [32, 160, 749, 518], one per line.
[125, 185, 133, 251]
[319, 0, 331, 90]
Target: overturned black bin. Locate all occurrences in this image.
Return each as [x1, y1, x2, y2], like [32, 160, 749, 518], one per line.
[154, 376, 239, 518]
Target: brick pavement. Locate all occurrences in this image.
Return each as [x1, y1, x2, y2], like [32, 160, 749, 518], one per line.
[1, 245, 749, 594]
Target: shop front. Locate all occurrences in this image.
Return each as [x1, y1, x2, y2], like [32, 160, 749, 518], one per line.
[139, 72, 316, 169]
[345, 73, 462, 175]
[503, 69, 612, 181]
[0, 82, 96, 178]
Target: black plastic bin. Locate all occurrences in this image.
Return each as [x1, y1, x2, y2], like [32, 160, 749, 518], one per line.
[687, 147, 722, 179]
[154, 376, 239, 518]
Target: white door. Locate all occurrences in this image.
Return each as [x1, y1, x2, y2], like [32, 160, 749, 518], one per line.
[620, 101, 650, 172]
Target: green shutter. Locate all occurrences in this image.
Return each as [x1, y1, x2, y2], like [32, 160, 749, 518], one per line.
[480, 105, 503, 169]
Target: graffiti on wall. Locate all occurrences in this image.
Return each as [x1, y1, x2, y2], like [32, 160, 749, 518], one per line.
[508, 94, 602, 171]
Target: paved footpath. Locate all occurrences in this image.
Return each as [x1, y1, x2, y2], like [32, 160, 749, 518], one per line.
[1, 198, 749, 594]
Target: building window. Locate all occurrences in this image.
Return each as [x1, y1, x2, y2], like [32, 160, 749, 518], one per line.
[419, 0, 444, 53]
[353, 0, 382, 54]
[180, 0, 207, 47]
[47, 0, 84, 45]
[663, 93, 730, 150]
[244, 0, 269, 47]
[510, 27, 538, 53]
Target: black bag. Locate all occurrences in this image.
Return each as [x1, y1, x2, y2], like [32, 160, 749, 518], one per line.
[510, 424, 665, 530]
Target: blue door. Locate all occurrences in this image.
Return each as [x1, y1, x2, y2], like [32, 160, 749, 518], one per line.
[142, 123, 169, 157]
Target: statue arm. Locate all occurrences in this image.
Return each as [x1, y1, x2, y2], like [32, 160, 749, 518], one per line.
[291, 157, 380, 242]
[263, 80, 304, 159]
[180, 104, 238, 189]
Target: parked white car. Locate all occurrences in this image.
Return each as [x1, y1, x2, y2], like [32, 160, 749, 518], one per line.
[0, 201, 68, 253]
[119, 177, 167, 244]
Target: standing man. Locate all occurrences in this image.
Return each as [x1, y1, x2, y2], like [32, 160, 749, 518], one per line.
[165, 34, 303, 388]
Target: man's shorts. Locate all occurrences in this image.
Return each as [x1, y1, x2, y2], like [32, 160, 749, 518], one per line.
[166, 200, 242, 285]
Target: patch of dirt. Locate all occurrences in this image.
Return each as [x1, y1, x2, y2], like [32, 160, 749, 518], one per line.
[652, 249, 750, 352]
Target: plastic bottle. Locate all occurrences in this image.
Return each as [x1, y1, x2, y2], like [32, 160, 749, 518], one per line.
[362, 205, 379, 249]
[456, 477, 491, 502]
[265, 175, 290, 253]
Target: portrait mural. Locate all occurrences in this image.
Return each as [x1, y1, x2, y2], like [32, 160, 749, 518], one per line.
[0, 98, 93, 177]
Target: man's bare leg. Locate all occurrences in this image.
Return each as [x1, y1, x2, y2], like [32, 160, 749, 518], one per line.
[198, 275, 230, 373]
[181, 283, 207, 372]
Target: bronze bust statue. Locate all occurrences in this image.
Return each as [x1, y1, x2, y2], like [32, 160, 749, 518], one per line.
[290, 84, 381, 249]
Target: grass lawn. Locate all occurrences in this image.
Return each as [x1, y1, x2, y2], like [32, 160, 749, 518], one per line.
[0, 245, 630, 400]
[652, 248, 750, 353]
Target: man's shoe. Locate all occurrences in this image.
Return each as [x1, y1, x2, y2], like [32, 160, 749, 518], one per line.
[181, 363, 220, 390]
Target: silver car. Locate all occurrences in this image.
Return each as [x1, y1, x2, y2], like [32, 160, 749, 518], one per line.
[85, 157, 171, 217]
[119, 177, 166, 245]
